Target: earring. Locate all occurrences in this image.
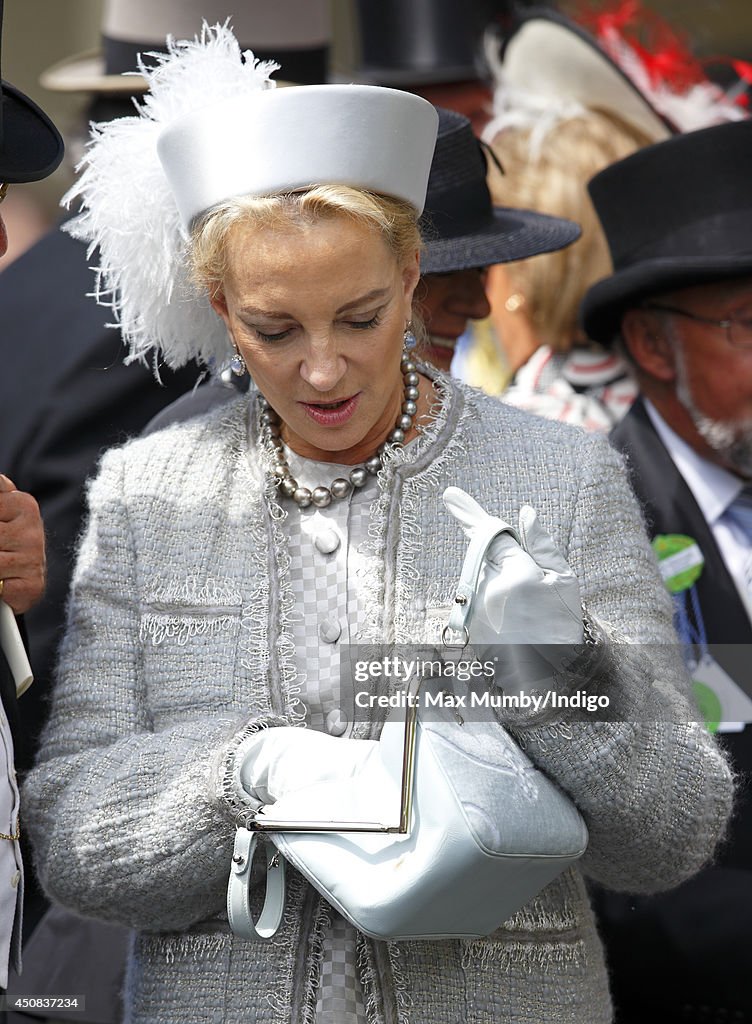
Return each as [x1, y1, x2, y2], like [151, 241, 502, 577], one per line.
[504, 293, 526, 313]
[229, 349, 247, 377]
[403, 322, 417, 351]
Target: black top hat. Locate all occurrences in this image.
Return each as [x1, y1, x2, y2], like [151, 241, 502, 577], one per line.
[581, 119, 752, 344]
[0, 0, 63, 182]
[353, 0, 499, 86]
[420, 108, 580, 275]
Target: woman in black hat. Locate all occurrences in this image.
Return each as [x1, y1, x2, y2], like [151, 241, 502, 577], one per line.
[416, 107, 582, 373]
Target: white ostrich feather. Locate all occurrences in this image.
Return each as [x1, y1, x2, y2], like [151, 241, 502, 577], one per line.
[63, 23, 279, 372]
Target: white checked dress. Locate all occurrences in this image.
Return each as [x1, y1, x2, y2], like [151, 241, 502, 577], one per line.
[279, 444, 382, 1023]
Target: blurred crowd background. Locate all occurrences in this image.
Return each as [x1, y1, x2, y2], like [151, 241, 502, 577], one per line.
[2, 0, 751, 259]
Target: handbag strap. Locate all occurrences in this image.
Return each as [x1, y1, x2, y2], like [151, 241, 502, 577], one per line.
[227, 826, 286, 940]
[444, 516, 519, 642]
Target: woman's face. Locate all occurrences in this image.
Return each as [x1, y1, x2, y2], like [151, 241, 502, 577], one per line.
[211, 214, 420, 464]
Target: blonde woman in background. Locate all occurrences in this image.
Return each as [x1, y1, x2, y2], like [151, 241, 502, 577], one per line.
[482, 108, 652, 429]
[462, 4, 747, 431]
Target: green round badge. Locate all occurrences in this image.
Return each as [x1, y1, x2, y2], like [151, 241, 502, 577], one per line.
[652, 534, 704, 594]
[693, 681, 722, 733]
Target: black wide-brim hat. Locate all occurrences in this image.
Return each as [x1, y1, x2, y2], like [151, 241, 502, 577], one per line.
[581, 119, 752, 344]
[0, 80, 64, 182]
[0, 0, 64, 182]
[420, 108, 580, 275]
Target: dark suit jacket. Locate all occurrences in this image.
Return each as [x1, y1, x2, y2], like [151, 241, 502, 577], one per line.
[594, 397, 751, 1024]
[0, 226, 199, 772]
[0, 226, 199, 1021]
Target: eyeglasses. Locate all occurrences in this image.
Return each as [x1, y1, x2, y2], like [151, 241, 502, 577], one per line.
[0, 183, 8, 205]
[643, 302, 752, 350]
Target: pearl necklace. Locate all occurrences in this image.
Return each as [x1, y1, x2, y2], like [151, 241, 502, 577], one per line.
[259, 354, 420, 509]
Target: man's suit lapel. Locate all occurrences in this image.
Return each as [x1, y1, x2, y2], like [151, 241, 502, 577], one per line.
[611, 397, 752, 654]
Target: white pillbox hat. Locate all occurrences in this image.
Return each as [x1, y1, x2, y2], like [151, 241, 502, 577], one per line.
[158, 84, 439, 228]
[63, 25, 441, 371]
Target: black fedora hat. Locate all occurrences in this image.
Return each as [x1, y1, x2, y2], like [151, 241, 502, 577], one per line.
[581, 119, 752, 344]
[0, 0, 63, 182]
[420, 108, 580, 275]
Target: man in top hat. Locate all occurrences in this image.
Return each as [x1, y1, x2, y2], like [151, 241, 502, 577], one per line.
[0, 0, 63, 995]
[581, 118, 752, 1024]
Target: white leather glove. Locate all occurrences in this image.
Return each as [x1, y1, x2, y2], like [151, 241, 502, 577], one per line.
[238, 727, 381, 807]
[443, 487, 584, 692]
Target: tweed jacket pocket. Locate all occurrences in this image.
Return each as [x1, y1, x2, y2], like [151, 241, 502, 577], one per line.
[130, 930, 234, 1024]
[460, 870, 588, 964]
[139, 577, 243, 723]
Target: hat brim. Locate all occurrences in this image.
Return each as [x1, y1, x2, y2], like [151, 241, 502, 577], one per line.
[40, 50, 148, 94]
[0, 81, 64, 182]
[581, 255, 752, 344]
[500, 8, 675, 142]
[41, 53, 300, 96]
[420, 206, 580, 275]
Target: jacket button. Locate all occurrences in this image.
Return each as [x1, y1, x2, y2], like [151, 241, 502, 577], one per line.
[314, 528, 340, 554]
[319, 619, 342, 644]
[325, 709, 348, 736]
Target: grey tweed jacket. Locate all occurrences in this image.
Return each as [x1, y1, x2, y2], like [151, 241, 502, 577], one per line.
[23, 378, 732, 1024]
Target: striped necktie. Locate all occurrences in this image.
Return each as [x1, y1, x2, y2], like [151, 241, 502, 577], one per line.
[724, 485, 752, 594]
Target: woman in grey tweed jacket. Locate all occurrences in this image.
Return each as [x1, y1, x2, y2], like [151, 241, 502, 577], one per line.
[23, 28, 732, 1024]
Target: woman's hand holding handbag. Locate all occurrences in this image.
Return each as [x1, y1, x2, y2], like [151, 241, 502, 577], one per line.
[442, 486, 586, 694]
[236, 727, 384, 809]
[226, 487, 589, 942]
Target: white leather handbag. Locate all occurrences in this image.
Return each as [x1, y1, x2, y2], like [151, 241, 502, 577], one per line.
[226, 488, 589, 942]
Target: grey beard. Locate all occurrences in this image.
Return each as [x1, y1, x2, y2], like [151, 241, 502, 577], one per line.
[688, 408, 752, 478]
[674, 347, 752, 478]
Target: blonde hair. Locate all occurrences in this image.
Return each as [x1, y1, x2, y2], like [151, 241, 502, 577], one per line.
[189, 184, 422, 294]
[487, 109, 653, 351]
